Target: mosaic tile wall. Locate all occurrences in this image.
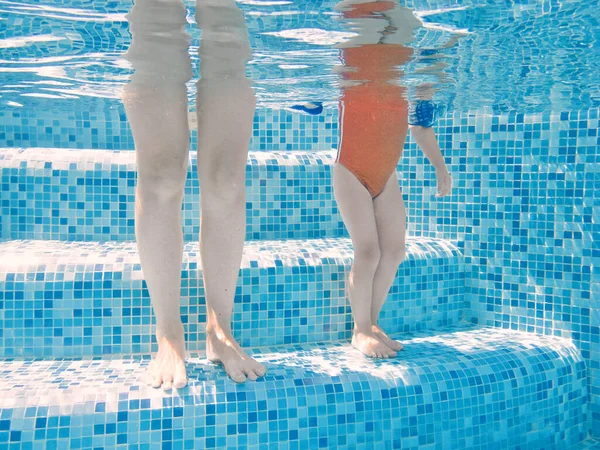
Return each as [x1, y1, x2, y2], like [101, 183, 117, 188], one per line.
[0, 238, 464, 358]
[0, 99, 338, 153]
[576, 438, 600, 449]
[1, 102, 598, 439]
[0, 148, 344, 242]
[0, 326, 589, 449]
[396, 107, 600, 437]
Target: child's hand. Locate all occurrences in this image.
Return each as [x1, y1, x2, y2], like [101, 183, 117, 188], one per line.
[435, 167, 452, 198]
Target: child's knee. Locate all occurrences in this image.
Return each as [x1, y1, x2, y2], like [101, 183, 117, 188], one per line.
[354, 244, 381, 273]
[382, 244, 406, 266]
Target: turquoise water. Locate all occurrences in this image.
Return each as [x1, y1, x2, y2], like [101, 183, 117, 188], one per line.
[1, 0, 598, 113]
[0, 1, 599, 448]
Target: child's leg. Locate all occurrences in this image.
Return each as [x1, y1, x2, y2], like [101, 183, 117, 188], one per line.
[333, 163, 397, 358]
[370, 172, 407, 351]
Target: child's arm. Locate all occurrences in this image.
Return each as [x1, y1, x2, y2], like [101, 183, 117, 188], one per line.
[410, 125, 452, 197]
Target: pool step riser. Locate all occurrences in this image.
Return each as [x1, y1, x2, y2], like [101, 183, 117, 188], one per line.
[0, 239, 465, 358]
[0, 328, 588, 450]
[0, 148, 346, 242]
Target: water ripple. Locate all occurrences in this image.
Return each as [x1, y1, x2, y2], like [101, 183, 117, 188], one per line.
[0, 0, 598, 113]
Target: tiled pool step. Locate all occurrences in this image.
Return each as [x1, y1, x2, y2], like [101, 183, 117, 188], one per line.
[0, 325, 588, 450]
[0, 147, 345, 242]
[0, 237, 464, 358]
[0, 105, 340, 153]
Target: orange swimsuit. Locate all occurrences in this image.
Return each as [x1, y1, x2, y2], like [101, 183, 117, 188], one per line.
[336, 3, 412, 198]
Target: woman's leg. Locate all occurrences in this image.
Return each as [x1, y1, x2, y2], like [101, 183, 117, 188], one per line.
[333, 163, 396, 358]
[195, 0, 266, 383]
[122, 0, 192, 391]
[196, 78, 266, 383]
[126, 87, 189, 390]
[370, 172, 407, 351]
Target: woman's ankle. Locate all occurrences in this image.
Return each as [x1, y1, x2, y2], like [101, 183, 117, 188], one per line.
[156, 322, 185, 341]
[353, 324, 375, 335]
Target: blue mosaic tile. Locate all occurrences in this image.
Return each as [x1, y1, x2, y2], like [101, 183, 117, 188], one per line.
[1, 0, 599, 444]
[0, 105, 338, 153]
[1, 0, 597, 118]
[1, 106, 598, 436]
[0, 143, 455, 243]
[0, 148, 345, 242]
[0, 237, 464, 358]
[392, 108, 600, 436]
[0, 326, 588, 449]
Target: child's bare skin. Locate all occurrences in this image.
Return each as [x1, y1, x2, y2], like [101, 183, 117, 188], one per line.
[334, 0, 452, 358]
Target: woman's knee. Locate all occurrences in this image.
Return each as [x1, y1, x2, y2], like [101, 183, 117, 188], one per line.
[137, 155, 188, 203]
[200, 164, 246, 208]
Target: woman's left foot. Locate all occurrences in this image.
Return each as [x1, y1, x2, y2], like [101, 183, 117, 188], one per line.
[372, 325, 404, 351]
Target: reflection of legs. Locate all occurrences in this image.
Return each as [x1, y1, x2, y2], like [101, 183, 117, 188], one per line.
[123, 0, 191, 390]
[370, 172, 406, 351]
[123, 86, 189, 390]
[333, 163, 396, 358]
[196, 79, 266, 382]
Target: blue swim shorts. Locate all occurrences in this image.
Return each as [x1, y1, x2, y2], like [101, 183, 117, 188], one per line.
[408, 100, 439, 128]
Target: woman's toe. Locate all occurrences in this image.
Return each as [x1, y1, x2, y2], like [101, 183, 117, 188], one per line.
[173, 375, 187, 389]
[228, 368, 246, 384]
[152, 376, 163, 389]
[244, 370, 258, 381]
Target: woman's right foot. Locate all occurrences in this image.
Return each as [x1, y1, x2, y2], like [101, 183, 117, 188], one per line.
[144, 329, 187, 390]
[352, 330, 397, 358]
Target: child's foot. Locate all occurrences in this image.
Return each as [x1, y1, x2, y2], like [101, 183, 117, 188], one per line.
[206, 327, 266, 383]
[372, 325, 404, 351]
[144, 329, 187, 390]
[352, 330, 397, 358]
[435, 168, 452, 197]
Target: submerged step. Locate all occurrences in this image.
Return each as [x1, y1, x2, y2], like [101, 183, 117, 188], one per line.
[0, 237, 464, 358]
[0, 326, 588, 449]
[0, 147, 343, 242]
[0, 106, 338, 153]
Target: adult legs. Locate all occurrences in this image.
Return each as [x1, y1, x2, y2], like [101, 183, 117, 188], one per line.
[333, 163, 397, 358]
[370, 172, 407, 351]
[122, 0, 192, 390]
[195, 0, 265, 383]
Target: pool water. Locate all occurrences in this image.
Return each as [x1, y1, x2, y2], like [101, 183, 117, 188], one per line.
[0, 0, 599, 449]
[1, 0, 598, 113]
